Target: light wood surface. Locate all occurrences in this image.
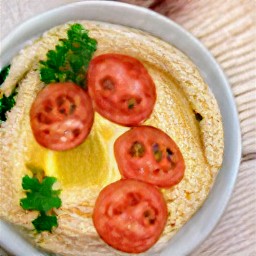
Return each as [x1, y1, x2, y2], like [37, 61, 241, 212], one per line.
[0, 0, 255, 255]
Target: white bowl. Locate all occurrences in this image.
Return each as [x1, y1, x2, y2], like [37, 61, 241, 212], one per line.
[0, 1, 241, 255]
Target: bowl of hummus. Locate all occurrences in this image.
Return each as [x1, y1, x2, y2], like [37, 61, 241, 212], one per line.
[0, 1, 241, 256]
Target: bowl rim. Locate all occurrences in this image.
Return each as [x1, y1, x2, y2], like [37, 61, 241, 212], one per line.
[0, 1, 241, 256]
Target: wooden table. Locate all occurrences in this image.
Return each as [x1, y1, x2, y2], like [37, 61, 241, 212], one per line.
[0, 0, 255, 255]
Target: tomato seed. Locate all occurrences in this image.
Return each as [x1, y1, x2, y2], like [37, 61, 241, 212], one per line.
[113, 207, 123, 215]
[43, 130, 50, 135]
[166, 148, 173, 162]
[69, 103, 76, 115]
[56, 96, 65, 107]
[126, 192, 141, 206]
[101, 77, 115, 90]
[166, 148, 178, 167]
[129, 141, 145, 157]
[143, 209, 156, 225]
[127, 98, 136, 109]
[144, 210, 150, 217]
[59, 108, 68, 115]
[72, 129, 80, 137]
[44, 104, 53, 113]
[153, 168, 160, 175]
[127, 97, 142, 109]
[152, 143, 162, 162]
[37, 113, 52, 124]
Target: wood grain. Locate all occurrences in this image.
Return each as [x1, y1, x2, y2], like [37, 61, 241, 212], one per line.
[1, 0, 256, 255]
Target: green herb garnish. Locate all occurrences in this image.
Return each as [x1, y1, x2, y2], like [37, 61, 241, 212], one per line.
[20, 175, 61, 211]
[20, 175, 62, 232]
[32, 211, 58, 233]
[0, 65, 10, 84]
[0, 90, 17, 123]
[0, 65, 17, 124]
[40, 23, 97, 87]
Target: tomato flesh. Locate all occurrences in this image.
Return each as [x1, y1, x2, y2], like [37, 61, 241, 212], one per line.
[87, 53, 156, 126]
[114, 126, 185, 188]
[30, 82, 94, 151]
[93, 179, 167, 253]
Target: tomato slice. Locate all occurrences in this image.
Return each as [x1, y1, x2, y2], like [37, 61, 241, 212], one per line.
[30, 82, 94, 151]
[114, 126, 185, 188]
[87, 53, 156, 126]
[93, 179, 167, 253]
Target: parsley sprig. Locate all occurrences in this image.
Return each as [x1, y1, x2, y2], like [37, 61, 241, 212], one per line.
[0, 91, 16, 123]
[0, 65, 17, 124]
[32, 212, 58, 233]
[40, 23, 97, 87]
[20, 175, 62, 232]
[0, 65, 10, 85]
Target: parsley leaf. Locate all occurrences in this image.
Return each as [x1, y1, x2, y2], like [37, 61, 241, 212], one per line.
[32, 212, 58, 233]
[20, 175, 62, 232]
[0, 90, 17, 123]
[0, 65, 10, 84]
[20, 175, 61, 212]
[40, 23, 97, 87]
[0, 65, 17, 123]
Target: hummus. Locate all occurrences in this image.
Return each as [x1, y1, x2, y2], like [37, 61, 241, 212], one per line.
[0, 21, 224, 255]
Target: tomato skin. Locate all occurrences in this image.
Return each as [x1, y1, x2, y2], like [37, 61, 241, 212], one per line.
[30, 82, 94, 151]
[114, 126, 185, 188]
[87, 53, 156, 126]
[93, 179, 167, 253]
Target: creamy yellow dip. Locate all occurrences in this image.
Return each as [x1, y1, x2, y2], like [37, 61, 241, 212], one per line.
[0, 21, 223, 256]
